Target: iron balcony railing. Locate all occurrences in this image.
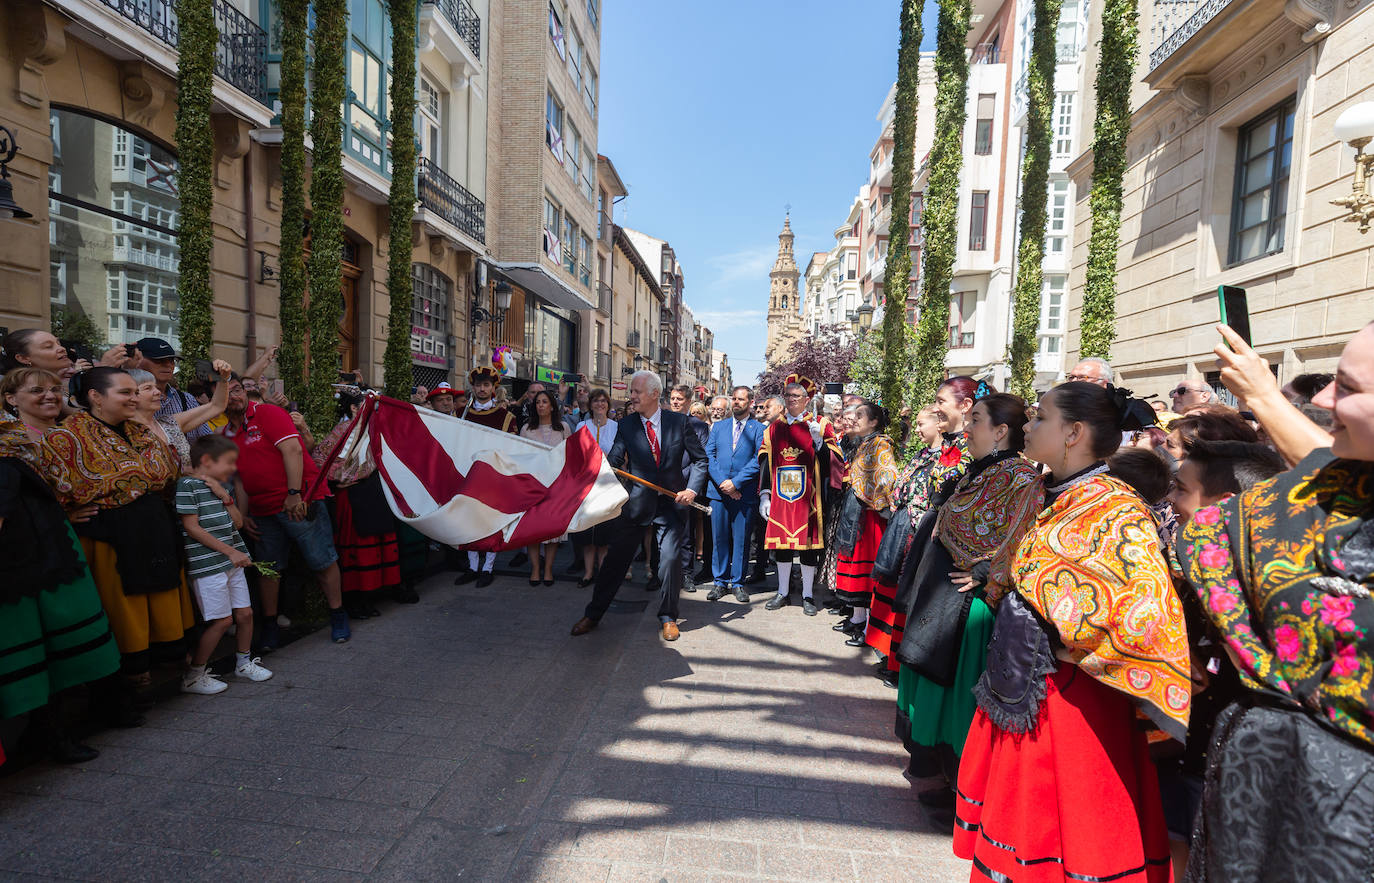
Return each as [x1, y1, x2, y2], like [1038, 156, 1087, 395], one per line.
[1150, 0, 1233, 70]
[595, 350, 610, 382]
[626, 330, 641, 349]
[659, 306, 673, 327]
[596, 282, 611, 315]
[971, 43, 1001, 64]
[423, 0, 481, 60]
[99, 0, 268, 104]
[417, 157, 486, 244]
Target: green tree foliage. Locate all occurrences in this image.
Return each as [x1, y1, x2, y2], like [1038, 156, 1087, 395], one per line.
[383, 0, 418, 398]
[49, 307, 105, 355]
[1006, 0, 1063, 399]
[913, 0, 972, 404]
[277, 0, 309, 404]
[172, 0, 216, 363]
[850, 329, 883, 400]
[879, 0, 925, 440]
[304, 0, 348, 433]
[1081, 0, 1139, 358]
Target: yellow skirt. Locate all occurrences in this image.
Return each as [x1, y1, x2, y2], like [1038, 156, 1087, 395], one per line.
[81, 538, 195, 655]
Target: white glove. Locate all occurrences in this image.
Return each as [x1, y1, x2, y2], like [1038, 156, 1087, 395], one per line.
[758, 491, 770, 520]
[808, 421, 823, 449]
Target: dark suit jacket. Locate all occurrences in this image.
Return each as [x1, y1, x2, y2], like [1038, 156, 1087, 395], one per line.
[608, 409, 708, 525]
[705, 417, 764, 502]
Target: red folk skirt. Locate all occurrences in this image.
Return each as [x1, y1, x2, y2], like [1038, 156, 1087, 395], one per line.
[333, 485, 401, 594]
[864, 575, 904, 671]
[833, 508, 884, 609]
[954, 662, 1172, 883]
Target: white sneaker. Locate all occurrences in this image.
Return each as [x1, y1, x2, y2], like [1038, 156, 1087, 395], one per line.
[234, 657, 274, 682]
[275, 614, 292, 628]
[182, 670, 228, 695]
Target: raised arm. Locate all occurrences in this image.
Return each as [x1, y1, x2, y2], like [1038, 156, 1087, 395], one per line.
[1214, 324, 1332, 465]
[242, 345, 279, 383]
[173, 359, 233, 432]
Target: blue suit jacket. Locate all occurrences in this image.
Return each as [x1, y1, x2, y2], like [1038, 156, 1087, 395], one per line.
[705, 417, 764, 502]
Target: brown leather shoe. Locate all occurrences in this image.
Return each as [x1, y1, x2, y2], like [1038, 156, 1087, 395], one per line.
[570, 616, 598, 636]
[661, 621, 680, 641]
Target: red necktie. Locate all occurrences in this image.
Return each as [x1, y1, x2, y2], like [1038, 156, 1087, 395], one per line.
[646, 419, 661, 465]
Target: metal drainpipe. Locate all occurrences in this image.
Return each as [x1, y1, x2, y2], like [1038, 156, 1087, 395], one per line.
[242, 143, 258, 363]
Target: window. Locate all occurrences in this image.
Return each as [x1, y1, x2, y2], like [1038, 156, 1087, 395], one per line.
[579, 234, 593, 286]
[544, 197, 562, 261]
[1057, 0, 1080, 60]
[1054, 92, 1075, 158]
[410, 264, 451, 351]
[974, 94, 995, 155]
[581, 143, 595, 203]
[911, 192, 924, 228]
[419, 76, 444, 166]
[565, 122, 580, 182]
[587, 0, 599, 32]
[583, 62, 598, 117]
[969, 191, 988, 251]
[597, 188, 608, 240]
[847, 253, 857, 280]
[949, 291, 975, 348]
[49, 110, 180, 344]
[1038, 275, 1066, 355]
[347, 0, 392, 173]
[562, 216, 577, 275]
[546, 90, 564, 162]
[1230, 98, 1296, 265]
[548, 3, 565, 57]
[565, 27, 581, 92]
[1047, 179, 1069, 254]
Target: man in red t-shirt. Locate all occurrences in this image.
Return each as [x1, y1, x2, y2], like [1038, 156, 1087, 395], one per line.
[219, 376, 349, 647]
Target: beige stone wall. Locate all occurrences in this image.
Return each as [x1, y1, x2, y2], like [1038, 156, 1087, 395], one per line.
[1067, 2, 1374, 398]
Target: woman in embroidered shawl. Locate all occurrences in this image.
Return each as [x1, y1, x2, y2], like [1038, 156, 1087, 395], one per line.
[1177, 322, 1374, 882]
[895, 394, 1041, 807]
[830, 401, 899, 626]
[40, 368, 194, 696]
[953, 382, 1189, 883]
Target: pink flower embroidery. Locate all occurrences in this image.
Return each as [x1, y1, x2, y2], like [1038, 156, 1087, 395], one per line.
[1208, 588, 1238, 614]
[1273, 624, 1302, 662]
[1193, 507, 1222, 526]
[1331, 643, 1361, 679]
[1226, 638, 1258, 674]
[1198, 543, 1231, 570]
[1318, 595, 1356, 629]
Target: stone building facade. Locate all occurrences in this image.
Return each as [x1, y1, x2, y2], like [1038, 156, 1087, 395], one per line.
[763, 216, 805, 366]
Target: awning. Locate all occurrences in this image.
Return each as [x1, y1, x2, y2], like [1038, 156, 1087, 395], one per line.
[492, 262, 595, 312]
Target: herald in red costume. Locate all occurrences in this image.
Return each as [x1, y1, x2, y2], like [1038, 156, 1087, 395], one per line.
[759, 375, 843, 550]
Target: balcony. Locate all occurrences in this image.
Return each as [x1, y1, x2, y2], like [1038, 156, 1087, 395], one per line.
[596, 282, 611, 315]
[98, 0, 268, 103]
[1146, 0, 1294, 82]
[970, 43, 1001, 64]
[595, 350, 610, 382]
[627, 330, 641, 350]
[422, 0, 481, 60]
[660, 307, 673, 328]
[417, 157, 485, 244]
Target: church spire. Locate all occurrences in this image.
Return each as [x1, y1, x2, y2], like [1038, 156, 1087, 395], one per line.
[764, 212, 804, 366]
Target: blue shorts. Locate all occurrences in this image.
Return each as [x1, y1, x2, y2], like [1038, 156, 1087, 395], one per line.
[255, 502, 339, 572]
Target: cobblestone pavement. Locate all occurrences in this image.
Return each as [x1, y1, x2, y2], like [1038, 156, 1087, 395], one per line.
[0, 570, 967, 881]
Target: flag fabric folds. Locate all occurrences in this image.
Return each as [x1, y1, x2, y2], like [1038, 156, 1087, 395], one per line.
[322, 395, 626, 551]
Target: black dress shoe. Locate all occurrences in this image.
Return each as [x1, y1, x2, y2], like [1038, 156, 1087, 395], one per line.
[733, 585, 750, 604]
[765, 594, 788, 610]
[743, 570, 766, 584]
[50, 740, 99, 764]
[529, 578, 540, 586]
[828, 605, 852, 617]
[543, 579, 555, 587]
[453, 571, 480, 585]
[475, 572, 494, 588]
[832, 619, 852, 632]
[844, 631, 868, 647]
[802, 598, 819, 616]
[577, 577, 595, 588]
[879, 669, 899, 689]
[706, 586, 726, 601]
[393, 584, 420, 603]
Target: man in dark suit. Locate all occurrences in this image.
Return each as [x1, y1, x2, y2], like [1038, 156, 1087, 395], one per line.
[571, 371, 708, 642]
[669, 384, 712, 589]
[705, 387, 764, 603]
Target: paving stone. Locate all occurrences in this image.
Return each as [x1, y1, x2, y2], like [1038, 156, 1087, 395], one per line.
[663, 835, 758, 874]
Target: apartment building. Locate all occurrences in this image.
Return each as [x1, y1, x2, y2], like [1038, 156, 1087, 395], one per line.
[802, 198, 864, 341]
[621, 227, 682, 383]
[608, 224, 664, 396]
[589, 154, 626, 389]
[1062, 0, 1374, 397]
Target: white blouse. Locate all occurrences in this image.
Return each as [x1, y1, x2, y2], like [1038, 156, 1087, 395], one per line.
[576, 417, 618, 454]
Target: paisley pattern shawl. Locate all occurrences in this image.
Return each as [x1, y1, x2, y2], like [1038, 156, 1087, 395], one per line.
[39, 411, 178, 510]
[847, 433, 900, 512]
[0, 417, 43, 468]
[936, 455, 1044, 601]
[314, 417, 376, 485]
[893, 445, 941, 515]
[1177, 448, 1374, 748]
[1013, 473, 1191, 740]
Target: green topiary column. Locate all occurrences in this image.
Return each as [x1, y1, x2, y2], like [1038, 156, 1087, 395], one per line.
[879, 0, 925, 440]
[304, 0, 349, 434]
[1081, 0, 1138, 358]
[173, 0, 217, 363]
[911, 0, 971, 405]
[278, 0, 308, 404]
[1006, 0, 1063, 399]
[384, 0, 418, 399]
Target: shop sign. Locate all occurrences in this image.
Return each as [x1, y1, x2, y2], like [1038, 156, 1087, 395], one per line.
[535, 365, 574, 384]
[410, 326, 447, 366]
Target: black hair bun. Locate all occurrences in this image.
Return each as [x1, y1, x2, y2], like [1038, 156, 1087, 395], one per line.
[1106, 383, 1159, 432]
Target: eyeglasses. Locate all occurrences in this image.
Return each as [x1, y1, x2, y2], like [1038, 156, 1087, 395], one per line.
[21, 385, 65, 396]
[1170, 386, 1197, 397]
[1064, 373, 1097, 382]
[784, 393, 807, 400]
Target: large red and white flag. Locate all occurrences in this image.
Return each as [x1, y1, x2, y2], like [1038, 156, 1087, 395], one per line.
[320, 395, 626, 551]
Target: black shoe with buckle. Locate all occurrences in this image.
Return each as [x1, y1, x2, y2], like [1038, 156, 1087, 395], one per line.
[706, 585, 726, 601]
[802, 598, 819, 616]
[475, 572, 494, 588]
[765, 594, 788, 611]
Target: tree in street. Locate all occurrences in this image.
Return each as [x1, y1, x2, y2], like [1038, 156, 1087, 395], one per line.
[755, 325, 859, 398]
[172, 0, 216, 362]
[277, 0, 308, 404]
[383, 0, 418, 398]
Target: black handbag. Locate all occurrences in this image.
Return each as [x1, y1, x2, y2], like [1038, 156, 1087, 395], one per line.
[872, 507, 912, 584]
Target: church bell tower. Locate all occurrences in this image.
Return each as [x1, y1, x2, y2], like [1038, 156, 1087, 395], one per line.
[764, 215, 803, 366]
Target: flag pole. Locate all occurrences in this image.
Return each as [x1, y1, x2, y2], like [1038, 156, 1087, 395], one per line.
[612, 468, 712, 515]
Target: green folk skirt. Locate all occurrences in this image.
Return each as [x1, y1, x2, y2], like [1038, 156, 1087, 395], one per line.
[896, 596, 994, 757]
[0, 524, 120, 718]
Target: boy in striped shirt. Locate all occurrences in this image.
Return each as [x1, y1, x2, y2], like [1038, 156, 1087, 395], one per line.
[177, 435, 272, 694]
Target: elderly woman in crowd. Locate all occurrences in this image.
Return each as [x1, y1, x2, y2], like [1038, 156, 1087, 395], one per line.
[40, 368, 194, 698]
[1, 368, 66, 440]
[1175, 322, 1374, 881]
[127, 361, 234, 471]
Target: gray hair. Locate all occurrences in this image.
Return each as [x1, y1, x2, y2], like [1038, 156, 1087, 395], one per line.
[126, 368, 155, 385]
[768, 395, 785, 410]
[1076, 357, 1113, 378]
[711, 395, 730, 409]
[630, 370, 662, 398]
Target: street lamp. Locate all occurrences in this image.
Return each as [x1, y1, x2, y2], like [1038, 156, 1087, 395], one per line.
[1332, 101, 1374, 233]
[855, 302, 875, 333]
[847, 311, 859, 336]
[0, 125, 33, 221]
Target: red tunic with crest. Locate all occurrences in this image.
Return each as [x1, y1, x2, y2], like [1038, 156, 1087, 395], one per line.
[759, 415, 843, 551]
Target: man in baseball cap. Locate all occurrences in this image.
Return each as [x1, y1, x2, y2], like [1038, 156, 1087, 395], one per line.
[133, 336, 211, 438]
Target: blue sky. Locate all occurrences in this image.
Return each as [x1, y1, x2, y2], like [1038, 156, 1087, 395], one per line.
[599, 0, 940, 383]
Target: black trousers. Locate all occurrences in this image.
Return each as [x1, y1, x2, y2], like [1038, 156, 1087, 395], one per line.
[585, 503, 686, 622]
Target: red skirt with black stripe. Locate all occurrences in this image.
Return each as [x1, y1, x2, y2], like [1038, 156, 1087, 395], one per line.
[953, 662, 1172, 883]
[864, 577, 904, 671]
[333, 484, 401, 594]
[832, 509, 884, 609]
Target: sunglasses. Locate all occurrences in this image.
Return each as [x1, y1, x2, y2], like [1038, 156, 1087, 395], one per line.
[1169, 386, 1195, 397]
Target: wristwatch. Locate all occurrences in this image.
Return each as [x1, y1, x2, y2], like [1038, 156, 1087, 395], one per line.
[286, 489, 302, 496]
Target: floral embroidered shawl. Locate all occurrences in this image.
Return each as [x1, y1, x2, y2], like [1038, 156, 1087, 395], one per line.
[1178, 448, 1374, 747]
[936, 454, 1044, 601]
[40, 411, 178, 510]
[893, 444, 940, 515]
[1013, 472, 1191, 740]
[847, 433, 900, 512]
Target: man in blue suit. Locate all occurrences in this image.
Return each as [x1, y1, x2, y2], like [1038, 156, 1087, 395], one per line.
[571, 370, 708, 642]
[704, 387, 764, 603]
